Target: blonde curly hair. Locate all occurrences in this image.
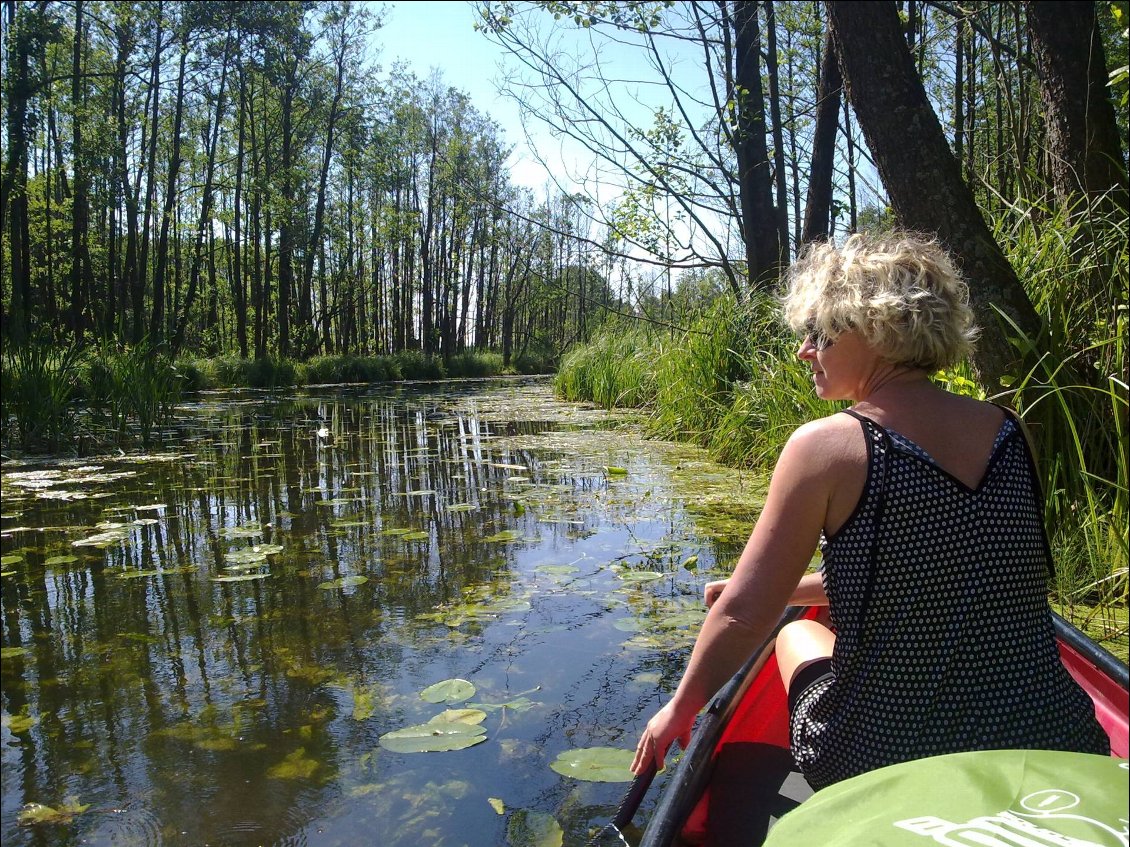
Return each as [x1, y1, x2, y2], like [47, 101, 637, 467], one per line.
[782, 232, 979, 371]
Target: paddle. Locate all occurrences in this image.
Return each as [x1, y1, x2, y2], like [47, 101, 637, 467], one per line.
[586, 759, 659, 846]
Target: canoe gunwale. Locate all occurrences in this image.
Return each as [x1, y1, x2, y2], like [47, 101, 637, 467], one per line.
[638, 605, 810, 847]
[1051, 610, 1129, 692]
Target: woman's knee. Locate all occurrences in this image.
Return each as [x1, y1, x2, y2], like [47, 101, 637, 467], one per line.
[777, 619, 835, 691]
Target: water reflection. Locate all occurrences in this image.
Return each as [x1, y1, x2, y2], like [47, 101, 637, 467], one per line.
[1, 378, 760, 846]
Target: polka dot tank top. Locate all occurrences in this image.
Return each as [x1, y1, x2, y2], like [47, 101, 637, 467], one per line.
[789, 409, 1109, 790]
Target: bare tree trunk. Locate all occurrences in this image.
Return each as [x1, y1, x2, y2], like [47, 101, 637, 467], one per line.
[3, 0, 33, 344]
[1025, 1, 1128, 216]
[151, 28, 188, 344]
[765, 1, 790, 258]
[729, 1, 783, 291]
[69, 0, 94, 339]
[802, 27, 842, 244]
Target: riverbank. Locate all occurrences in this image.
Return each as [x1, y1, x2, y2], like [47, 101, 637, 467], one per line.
[0, 346, 548, 454]
[554, 296, 1128, 663]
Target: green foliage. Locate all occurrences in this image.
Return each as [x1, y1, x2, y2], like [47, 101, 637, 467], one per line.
[81, 341, 182, 446]
[989, 195, 1128, 616]
[1, 342, 83, 451]
[444, 351, 506, 378]
[555, 322, 658, 408]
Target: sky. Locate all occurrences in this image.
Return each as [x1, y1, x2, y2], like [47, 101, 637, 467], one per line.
[370, 1, 567, 192]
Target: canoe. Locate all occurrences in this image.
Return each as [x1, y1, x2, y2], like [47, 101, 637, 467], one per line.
[637, 606, 1130, 847]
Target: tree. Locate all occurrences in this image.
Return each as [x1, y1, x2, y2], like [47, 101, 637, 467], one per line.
[1025, 1, 1128, 216]
[801, 26, 841, 244]
[825, 0, 1040, 389]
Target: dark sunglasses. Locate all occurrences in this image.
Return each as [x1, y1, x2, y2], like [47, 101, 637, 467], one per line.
[802, 319, 836, 351]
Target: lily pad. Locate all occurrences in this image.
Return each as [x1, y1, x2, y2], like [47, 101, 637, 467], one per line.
[618, 571, 664, 584]
[212, 573, 270, 583]
[549, 747, 635, 782]
[469, 696, 536, 713]
[218, 524, 263, 539]
[483, 530, 522, 543]
[603, 466, 628, 475]
[318, 575, 369, 590]
[17, 798, 90, 826]
[1, 554, 24, 566]
[378, 720, 487, 753]
[420, 678, 476, 704]
[430, 708, 487, 726]
[1, 646, 31, 659]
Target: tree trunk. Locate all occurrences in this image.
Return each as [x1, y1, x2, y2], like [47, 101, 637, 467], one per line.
[3, 0, 33, 344]
[826, 0, 1041, 389]
[730, 1, 783, 290]
[69, 0, 94, 339]
[765, 1, 790, 258]
[1024, 1, 1128, 216]
[151, 28, 189, 344]
[277, 58, 299, 359]
[802, 27, 842, 244]
[232, 66, 248, 358]
[172, 21, 233, 354]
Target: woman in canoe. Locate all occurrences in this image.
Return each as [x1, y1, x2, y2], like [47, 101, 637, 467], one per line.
[631, 232, 1108, 791]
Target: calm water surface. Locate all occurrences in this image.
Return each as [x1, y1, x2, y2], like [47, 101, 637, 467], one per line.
[1, 378, 767, 846]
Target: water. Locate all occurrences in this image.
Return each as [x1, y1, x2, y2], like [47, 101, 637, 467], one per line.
[1, 378, 767, 846]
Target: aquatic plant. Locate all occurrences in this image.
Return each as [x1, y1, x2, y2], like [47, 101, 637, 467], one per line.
[1, 341, 83, 451]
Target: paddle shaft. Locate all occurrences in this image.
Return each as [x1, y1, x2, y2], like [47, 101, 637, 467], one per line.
[613, 759, 658, 829]
[585, 759, 658, 847]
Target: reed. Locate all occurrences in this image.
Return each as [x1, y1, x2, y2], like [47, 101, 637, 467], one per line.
[1, 342, 83, 451]
[991, 196, 1129, 629]
[80, 341, 182, 446]
[556, 324, 659, 409]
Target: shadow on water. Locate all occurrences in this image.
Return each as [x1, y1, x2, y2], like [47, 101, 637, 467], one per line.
[1, 378, 766, 846]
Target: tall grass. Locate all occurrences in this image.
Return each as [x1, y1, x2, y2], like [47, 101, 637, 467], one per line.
[1, 342, 84, 451]
[83, 341, 183, 446]
[991, 196, 1128, 624]
[556, 325, 659, 408]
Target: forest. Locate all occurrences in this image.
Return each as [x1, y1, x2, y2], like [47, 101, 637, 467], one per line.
[1, 1, 1127, 612]
[1, 0, 630, 373]
[1, 1, 1124, 372]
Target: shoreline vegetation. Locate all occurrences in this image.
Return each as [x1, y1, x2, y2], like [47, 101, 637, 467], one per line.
[553, 211, 1127, 664]
[0, 346, 547, 453]
[2, 211, 1126, 661]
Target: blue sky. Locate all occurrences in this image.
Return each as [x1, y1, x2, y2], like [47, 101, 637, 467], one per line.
[373, 1, 562, 190]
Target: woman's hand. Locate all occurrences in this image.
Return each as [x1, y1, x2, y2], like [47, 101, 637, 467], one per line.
[631, 699, 696, 776]
[704, 579, 729, 608]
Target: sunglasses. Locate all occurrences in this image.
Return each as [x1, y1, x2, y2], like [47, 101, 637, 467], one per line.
[802, 319, 836, 351]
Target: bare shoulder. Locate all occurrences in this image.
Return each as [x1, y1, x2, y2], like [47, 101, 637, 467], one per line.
[781, 412, 867, 477]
